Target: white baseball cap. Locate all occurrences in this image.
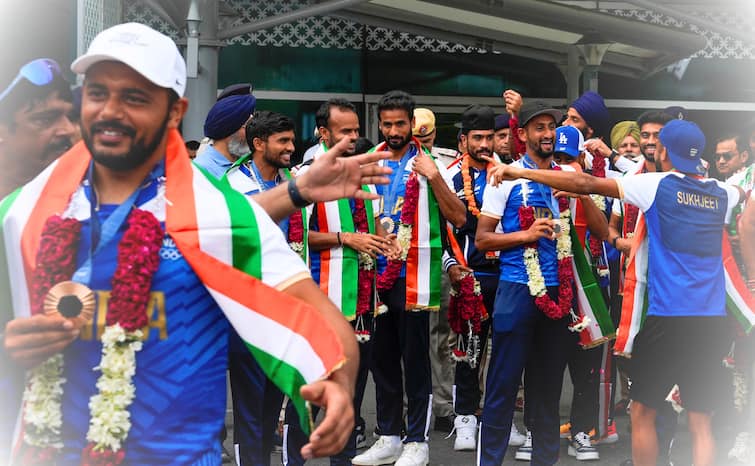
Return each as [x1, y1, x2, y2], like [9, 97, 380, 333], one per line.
[71, 22, 186, 97]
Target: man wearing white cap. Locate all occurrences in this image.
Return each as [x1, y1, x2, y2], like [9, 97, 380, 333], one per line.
[0, 22, 392, 465]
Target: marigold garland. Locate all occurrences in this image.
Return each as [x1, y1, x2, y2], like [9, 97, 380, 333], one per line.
[21, 208, 164, 466]
[461, 155, 483, 218]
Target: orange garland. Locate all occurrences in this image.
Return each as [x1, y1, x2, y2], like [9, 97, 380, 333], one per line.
[461, 154, 494, 218]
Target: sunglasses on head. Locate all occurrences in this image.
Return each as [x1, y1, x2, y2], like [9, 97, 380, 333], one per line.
[0, 58, 62, 102]
[716, 151, 737, 161]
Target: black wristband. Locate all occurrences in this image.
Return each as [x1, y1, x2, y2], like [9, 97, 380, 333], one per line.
[287, 178, 311, 208]
[336, 232, 342, 247]
[611, 236, 619, 248]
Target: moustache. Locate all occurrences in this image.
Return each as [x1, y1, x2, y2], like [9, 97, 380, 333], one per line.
[89, 121, 137, 138]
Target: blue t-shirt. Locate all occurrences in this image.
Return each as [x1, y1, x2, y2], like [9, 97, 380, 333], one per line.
[59, 206, 228, 465]
[480, 157, 561, 286]
[193, 145, 233, 180]
[618, 172, 741, 317]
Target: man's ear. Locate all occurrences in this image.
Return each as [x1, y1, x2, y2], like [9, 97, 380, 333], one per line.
[252, 137, 265, 152]
[167, 97, 189, 129]
[517, 126, 527, 143]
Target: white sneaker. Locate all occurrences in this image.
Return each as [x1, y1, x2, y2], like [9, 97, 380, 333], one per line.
[568, 431, 600, 461]
[452, 415, 477, 451]
[394, 442, 429, 466]
[509, 423, 526, 446]
[351, 435, 403, 465]
[729, 431, 754, 463]
[515, 430, 532, 461]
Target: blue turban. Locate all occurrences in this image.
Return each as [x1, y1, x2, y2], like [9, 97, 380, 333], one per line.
[203, 94, 256, 140]
[570, 91, 609, 140]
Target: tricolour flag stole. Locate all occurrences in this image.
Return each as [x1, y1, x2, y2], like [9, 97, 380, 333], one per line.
[316, 190, 376, 320]
[614, 215, 649, 357]
[0, 129, 345, 434]
[723, 230, 755, 332]
[374, 139, 443, 310]
[614, 216, 755, 358]
[569, 221, 615, 348]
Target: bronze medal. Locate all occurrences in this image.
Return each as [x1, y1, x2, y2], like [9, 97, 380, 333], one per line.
[44, 281, 95, 330]
[381, 217, 395, 234]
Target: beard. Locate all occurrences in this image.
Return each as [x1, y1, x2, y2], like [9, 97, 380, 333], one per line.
[264, 150, 291, 169]
[468, 146, 491, 163]
[228, 136, 250, 159]
[641, 144, 656, 162]
[385, 133, 411, 151]
[529, 139, 553, 159]
[83, 116, 169, 172]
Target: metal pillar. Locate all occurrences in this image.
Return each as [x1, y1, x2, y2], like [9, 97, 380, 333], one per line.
[567, 46, 582, 103]
[575, 35, 611, 93]
[179, 0, 223, 141]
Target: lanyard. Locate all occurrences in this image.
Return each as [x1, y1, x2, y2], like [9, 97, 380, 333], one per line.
[521, 154, 560, 218]
[73, 161, 165, 285]
[382, 144, 416, 217]
[243, 159, 280, 192]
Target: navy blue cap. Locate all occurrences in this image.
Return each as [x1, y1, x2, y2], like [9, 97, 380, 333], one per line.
[494, 114, 510, 131]
[663, 106, 687, 121]
[659, 119, 706, 175]
[555, 126, 582, 158]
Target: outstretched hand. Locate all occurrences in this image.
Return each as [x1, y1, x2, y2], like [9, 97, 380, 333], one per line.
[297, 138, 392, 203]
[299, 380, 355, 460]
[480, 155, 524, 185]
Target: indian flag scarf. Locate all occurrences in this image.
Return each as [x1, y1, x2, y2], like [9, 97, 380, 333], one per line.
[0, 129, 344, 433]
[309, 143, 376, 320]
[615, 216, 755, 357]
[568, 211, 616, 348]
[373, 139, 442, 310]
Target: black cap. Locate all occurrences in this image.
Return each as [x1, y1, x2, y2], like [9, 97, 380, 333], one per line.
[519, 100, 562, 127]
[217, 83, 253, 102]
[456, 104, 495, 131]
[494, 114, 510, 131]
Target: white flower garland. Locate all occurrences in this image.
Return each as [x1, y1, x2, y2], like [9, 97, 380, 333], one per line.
[396, 223, 412, 261]
[521, 182, 573, 300]
[23, 354, 65, 449]
[86, 324, 144, 452]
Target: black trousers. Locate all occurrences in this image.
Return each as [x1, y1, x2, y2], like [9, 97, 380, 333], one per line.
[372, 277, 432, 443]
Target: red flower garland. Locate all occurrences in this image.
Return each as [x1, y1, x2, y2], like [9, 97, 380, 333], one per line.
[376, 173, 420, 293]
[24, 209, 163, 465]
[352, 199, 374, 318]
[588, 154, 606, 258]
[31, 216, 82, 316]
[519, 196, 574, 320]
[448, 274, 485, 335]
[288, 210, 305, 260]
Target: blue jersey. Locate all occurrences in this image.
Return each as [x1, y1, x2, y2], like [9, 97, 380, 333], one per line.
[375, 145, 417, 276]
[55, 181, 309, 465]
[618, 172, 741, 317]
[480, 157, 562, 286]
[447, 158, 499, 275]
